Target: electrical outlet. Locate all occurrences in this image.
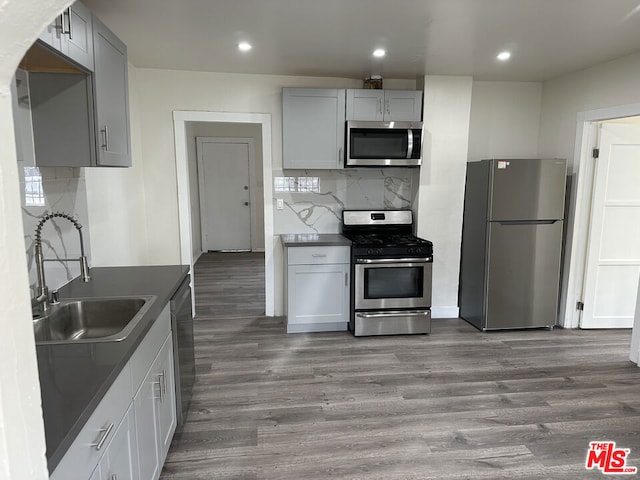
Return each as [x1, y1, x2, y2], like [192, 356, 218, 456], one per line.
[276, 198, 284, 210]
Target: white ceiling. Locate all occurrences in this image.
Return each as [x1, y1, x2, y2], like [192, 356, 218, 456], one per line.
[82, 0, 640, 82]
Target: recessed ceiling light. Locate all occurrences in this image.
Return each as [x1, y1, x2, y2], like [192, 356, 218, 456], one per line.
[496, 51, 511, 61]
[373, 48, 386, 58]
[238, 42, 252, 52]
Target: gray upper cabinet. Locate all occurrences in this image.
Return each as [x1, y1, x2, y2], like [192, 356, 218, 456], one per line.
[38, 1, 94, 71]
[282, 88, 346, 169]
[346, 89, 422, 122]
[93, 16, 131, 167]
[13, 3, 131, 168]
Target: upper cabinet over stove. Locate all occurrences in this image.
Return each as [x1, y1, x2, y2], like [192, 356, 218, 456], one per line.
[346, 89, 423, 122]
[282, 87, 423, 170]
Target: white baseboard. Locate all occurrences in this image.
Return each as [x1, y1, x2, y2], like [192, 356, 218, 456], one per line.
[253, 248, 265, 252]
[193, 250, 204, 263]
[431, 306, 460, 319]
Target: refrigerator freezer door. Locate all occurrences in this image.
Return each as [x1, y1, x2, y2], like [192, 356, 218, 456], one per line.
[485, 221, 563, 329]
[489, 159, 567, 221]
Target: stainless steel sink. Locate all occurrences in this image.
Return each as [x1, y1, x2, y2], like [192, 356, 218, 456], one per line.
[33, 296, 156, 344]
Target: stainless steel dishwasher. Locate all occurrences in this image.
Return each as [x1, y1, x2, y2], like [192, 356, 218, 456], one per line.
[171, 276, 195, 426]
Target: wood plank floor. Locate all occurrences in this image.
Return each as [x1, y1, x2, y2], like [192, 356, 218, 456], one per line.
[161, 252, 640, 479]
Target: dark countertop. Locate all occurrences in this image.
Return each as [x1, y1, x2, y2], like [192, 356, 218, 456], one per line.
[281, 233, 351, 247]
[38, 265, 189, 473]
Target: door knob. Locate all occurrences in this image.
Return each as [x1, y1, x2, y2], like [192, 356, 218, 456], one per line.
[244, 202, 249, 206]
[244, 186, 249, 190]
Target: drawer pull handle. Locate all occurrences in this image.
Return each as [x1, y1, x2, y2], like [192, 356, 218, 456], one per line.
[311, 254, 327, 258]
[91, 422, 114, 451]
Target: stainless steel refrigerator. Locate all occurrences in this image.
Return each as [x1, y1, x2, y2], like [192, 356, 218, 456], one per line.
[459, 158, 567, 330]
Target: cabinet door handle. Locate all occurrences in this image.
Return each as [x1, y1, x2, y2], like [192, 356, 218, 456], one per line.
[112, 475, 117, 480]
[379, 98, 383, 115]
[62, 8, 72, 38]
[345, 272, 348, 286]
[386, 99, 390, 115]
[156, 371, 166, 401]
[55, 14, 64, 33]
[91, 422, 114, 451]
[162, 369, 167, 397]
[101, 125, 109, 151]
[311, 254, 327, 258]
[338, 147, 343, 168]
[153, 378, 162, 400]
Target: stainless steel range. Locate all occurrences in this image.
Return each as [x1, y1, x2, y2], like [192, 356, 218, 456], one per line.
[342, 210, 433, 336]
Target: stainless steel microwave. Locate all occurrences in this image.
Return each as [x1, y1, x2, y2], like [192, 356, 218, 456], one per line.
[346, 120, 423, 167]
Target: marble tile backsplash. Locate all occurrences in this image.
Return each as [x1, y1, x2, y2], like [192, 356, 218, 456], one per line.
[274, 168, 419, 233]
[20, 166, 91, 297]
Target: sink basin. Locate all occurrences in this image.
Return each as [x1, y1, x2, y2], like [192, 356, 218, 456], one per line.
[33, 296, 156, 344]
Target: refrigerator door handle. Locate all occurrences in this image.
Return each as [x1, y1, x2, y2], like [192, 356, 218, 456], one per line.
[496, 220, 560, 226]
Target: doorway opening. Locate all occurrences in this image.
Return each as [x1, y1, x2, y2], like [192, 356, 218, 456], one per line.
[580, 118, 640, 329]
[563, 104, 640, 340]
[173, 111, 274, 316]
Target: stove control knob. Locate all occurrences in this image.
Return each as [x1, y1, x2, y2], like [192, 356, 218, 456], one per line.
[408, 247, 414, 255]
[376, 248, 383, 255]
[415, 247, 423, 255]
[366, 248, 373, 255]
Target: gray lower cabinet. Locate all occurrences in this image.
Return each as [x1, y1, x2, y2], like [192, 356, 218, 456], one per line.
[92, 16, 132, 167]
[135, 333, 176, 480]
[282, 88, 346, 169]
[38, 1, 94, 71]
[89, 405, 138, 480]
[285, 246, 350, 333]
[346, 89, 422, 122]
[49, 303, 175, 480]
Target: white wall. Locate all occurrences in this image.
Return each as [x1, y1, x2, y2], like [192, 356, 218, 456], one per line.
[418, 75, 473, 318]
[539, 51, 640, 167]
[0, 1, 68, 478]
[85, 63, 149, 267]
[468, 81, 542, 161]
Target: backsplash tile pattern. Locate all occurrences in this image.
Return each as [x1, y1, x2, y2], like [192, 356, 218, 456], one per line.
[20, 166, 91, 296]
[274, 168, 417, 233]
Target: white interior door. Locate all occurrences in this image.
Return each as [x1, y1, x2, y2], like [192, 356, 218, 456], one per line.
[197, 138, 252, 251]
[581, 122, 640, 328]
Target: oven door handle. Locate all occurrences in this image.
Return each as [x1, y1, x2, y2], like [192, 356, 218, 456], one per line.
[356, 257, 432, 264]
[357, 310, 430, 318]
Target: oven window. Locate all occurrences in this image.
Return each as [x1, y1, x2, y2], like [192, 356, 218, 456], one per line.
[364, 266, 423, 299]
[350, 130, 408, 159]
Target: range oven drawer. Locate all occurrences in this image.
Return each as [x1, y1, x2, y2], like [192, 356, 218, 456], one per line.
[353, 310, 431, 336]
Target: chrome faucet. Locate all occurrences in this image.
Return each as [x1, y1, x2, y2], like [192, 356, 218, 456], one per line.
[33, 212, 91, 312]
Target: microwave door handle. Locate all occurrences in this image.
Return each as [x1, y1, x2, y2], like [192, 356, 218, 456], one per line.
[406, 129, 414, 159]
